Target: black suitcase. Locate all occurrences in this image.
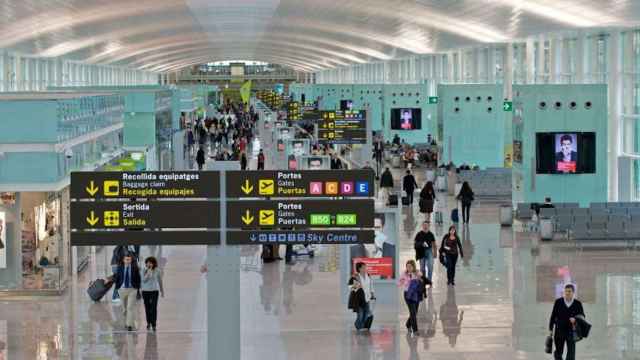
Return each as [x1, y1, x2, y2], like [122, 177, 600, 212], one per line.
[388, 194, 398, 206]
[87, 278, 113, 302]
[401, 196, 411, 206]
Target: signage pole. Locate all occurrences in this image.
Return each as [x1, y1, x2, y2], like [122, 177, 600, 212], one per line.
[207, 162, 240, 359]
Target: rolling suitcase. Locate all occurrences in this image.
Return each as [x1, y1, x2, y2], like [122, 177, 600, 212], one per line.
[436, 176, 446, 192]
[87, 278, 113, 302]
[401, 196, 411, 206]
[451, 208, 459, 224]
[434, 211, 443, 224]
[388, 194, 399, 206]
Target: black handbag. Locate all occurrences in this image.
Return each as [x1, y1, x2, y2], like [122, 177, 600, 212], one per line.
[438, 251, 447, 266]
[545, 335, 553, 354]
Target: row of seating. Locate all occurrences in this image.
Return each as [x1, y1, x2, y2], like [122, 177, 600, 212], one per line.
[590, 202, 640, 208]
[553, 214, 639, 232]
[515, 202, 580, 219]
[539, 206, 640, 218]
[571, 227, 640, 241]
[458, 169, 511, 199]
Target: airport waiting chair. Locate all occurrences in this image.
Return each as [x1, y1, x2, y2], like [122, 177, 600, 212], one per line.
[571, 208, 589, 217]
[610, 207, 629, 216]
[590, 214, 609, 225]
[606, 202, 623, 208]
[571, 225, 590, 240]
[627, 207, 640, 216]
[588, 208, 609, 217]
[607, 220, 627, 240]
[554, 208, 573, 217]
[555, 215, 573, 233]
[618, 202, 639, 208]
[539, 207, 556, 218]
[587, 229, 608, 240]
[590, 202, 607, 209]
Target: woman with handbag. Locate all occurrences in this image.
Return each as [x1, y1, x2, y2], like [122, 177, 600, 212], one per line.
[398, 260, 423, 335]
[439, 226, 464, 286]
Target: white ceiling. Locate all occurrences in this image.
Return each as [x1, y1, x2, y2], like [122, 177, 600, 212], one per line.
[1, 0, 639, 73]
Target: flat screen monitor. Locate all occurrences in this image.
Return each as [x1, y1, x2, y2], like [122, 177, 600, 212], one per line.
[340, 100, 353, 111]
[391, 108, 422, 130]
[536, 132, 596, 174]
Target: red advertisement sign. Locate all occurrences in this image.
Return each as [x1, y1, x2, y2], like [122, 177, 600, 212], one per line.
[352, 257, 393, 278]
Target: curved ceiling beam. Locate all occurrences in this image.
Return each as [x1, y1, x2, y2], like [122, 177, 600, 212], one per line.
[0, 0, 187, 48]
[150, 54, 320, 73]
[85, 35, 359, 67]
[126, 33, 393, 67]
[131, 46, 339, 71]
[139, 48, 334, 72]
[36, 20, 393, 62]
[36, 19, 198, 58]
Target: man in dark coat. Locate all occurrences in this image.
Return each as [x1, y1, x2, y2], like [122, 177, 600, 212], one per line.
[402, 170, 418, 205]
[379, 167, 394, 203]
[549, 284, 585, 360]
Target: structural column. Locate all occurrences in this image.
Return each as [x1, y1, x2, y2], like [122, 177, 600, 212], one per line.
[608, 30, 622, 201]
[207, 162, 241, 360]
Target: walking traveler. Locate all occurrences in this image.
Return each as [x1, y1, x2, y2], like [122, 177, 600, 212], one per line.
[257, 149, 265, 170]
[379, 167, 394, 203]
[113, 253, 142, 331]
[456, 182, 475, 224]
[110, 245, 128, 302]
[419, 181, 437, 222]
[398, 260, 423, 335]
[196, 146, 205, 170]
[141, 256, 164, 332]
[240, 152, 248, 170]
[402, 170, 418, 205]
[439, 226, 464, 286]
[348, 262, 375, 331]
[414, 221, 437, 284]
[548, 284, 586, 360]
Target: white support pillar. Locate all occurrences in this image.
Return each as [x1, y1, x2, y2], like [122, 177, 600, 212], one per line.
[14, 54, 23, 91]
[537, 35, 546, 83]
[608, 30, 622, 201]
[488, 46, 496, 84]
[525, 37, 535, 84]
[504, 43, 514, 100]
[549, 36, 562, 84]
[575, 32, 587, 83]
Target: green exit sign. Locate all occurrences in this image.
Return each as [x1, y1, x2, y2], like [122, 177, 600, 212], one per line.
[310, 214, 331, 226]
[503, 101, 513, 112]
[428, 96, 438, 104]
[336, 214, 357, 226]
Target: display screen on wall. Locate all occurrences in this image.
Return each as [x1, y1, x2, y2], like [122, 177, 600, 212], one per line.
[391, 108, 422, 130]
[340, 100, 353, 111]
[536, 132, 596, 174]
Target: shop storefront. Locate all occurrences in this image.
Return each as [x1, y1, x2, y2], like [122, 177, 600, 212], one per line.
[0, 92, 124, 294]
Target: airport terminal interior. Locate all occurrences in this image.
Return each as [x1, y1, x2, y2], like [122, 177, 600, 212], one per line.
[2, 1, 640, 359]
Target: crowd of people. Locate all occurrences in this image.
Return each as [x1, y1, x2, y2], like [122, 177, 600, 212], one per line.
[190, 101, 260, 170]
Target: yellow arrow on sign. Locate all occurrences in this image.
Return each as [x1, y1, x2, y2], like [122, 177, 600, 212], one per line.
[85, 181, 99, 196]
[86, 211, 99, 226]
[241, 179, 254, 195]
[241, 210, 254, 225]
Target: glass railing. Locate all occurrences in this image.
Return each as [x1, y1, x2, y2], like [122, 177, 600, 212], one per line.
[55, 95, 125, 142]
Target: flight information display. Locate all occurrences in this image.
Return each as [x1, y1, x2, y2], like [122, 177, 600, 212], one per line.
[318, 110, 367, 144]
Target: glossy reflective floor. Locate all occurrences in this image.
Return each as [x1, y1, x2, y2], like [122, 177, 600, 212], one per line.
[6, 177, 640, 359]
[7, 131, 640, 359]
